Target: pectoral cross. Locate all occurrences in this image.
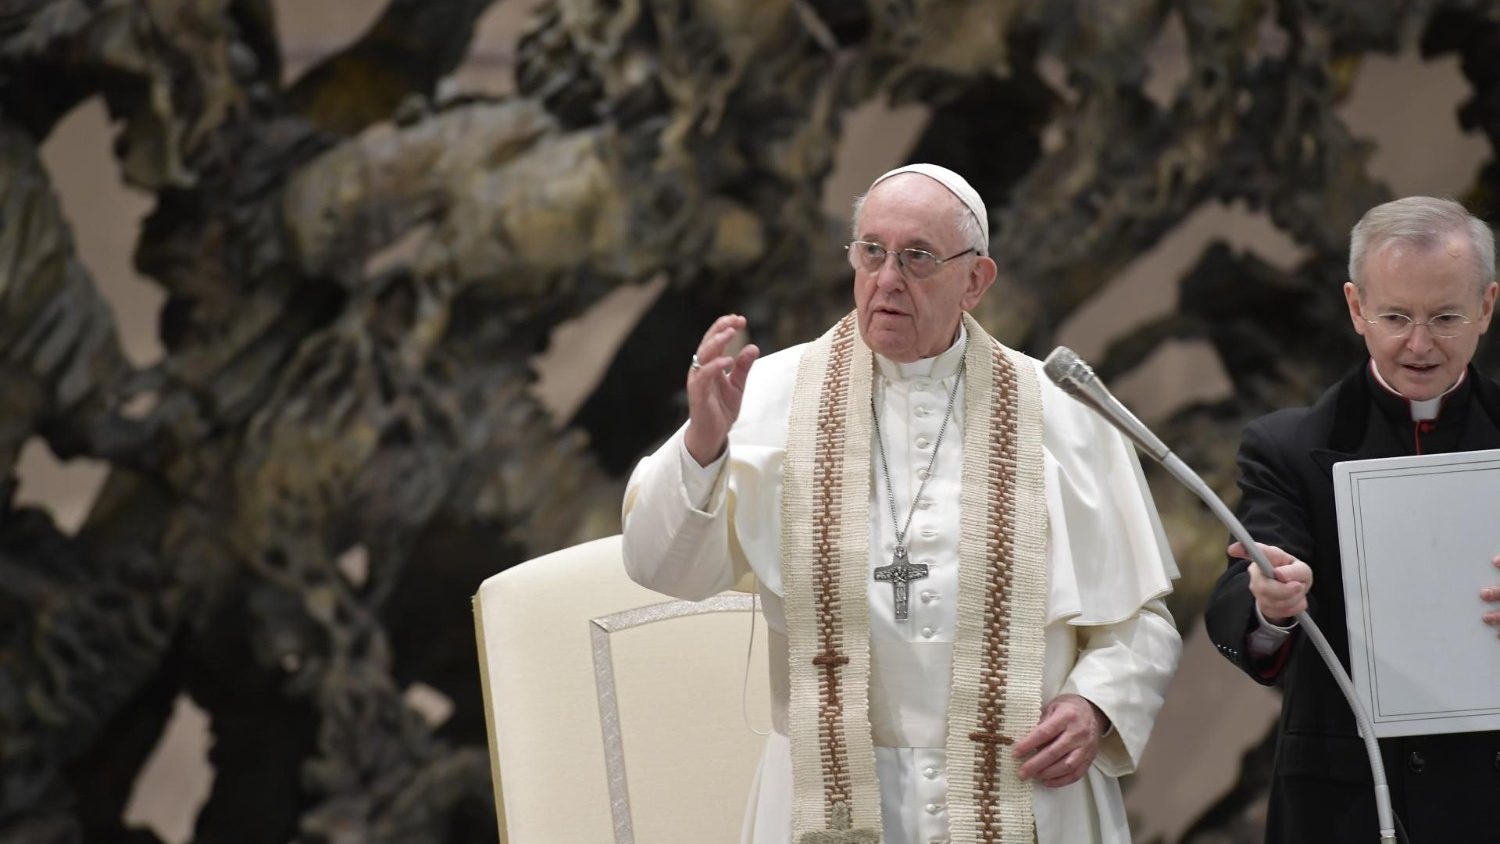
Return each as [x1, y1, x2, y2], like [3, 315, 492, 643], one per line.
[873, 545, 929, 621]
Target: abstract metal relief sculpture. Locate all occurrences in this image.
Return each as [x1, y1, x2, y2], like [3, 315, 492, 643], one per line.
[1, 1, 1498, 841]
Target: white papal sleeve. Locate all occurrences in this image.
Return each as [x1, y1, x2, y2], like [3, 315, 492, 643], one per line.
[620, 426, 747, 601]
[1034, 358, 1182, 776]
[1058, 598, 1180, 775]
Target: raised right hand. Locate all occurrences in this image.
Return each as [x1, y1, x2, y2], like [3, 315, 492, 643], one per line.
[1229, 541, 1312, 626]
[684, 314, 760, 466]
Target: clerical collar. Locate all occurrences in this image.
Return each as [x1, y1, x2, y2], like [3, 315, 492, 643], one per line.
[874, 324, 967, 382]
[1367, 359, 1466, 421]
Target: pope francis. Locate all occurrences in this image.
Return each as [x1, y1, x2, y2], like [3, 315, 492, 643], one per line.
[621, 164, 1183, 844]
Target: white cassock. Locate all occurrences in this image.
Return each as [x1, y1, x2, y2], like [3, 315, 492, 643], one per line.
[622, 327, 1182, 844]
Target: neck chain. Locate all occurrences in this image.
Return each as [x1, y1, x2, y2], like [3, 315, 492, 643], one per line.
[870, 351, 966, 619]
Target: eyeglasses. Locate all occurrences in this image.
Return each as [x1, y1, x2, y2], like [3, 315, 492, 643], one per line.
[845, 240, 976, 281]
[1361, 312, 1475, 339]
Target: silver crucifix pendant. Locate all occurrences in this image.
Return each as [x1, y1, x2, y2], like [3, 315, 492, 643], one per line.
[873, 545, 929, 621]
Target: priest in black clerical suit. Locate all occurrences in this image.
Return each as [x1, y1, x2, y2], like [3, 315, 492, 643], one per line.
[1205, 196, 1500, 844]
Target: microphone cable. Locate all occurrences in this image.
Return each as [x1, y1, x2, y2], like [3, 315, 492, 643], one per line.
[1042, 346, 1401, 844]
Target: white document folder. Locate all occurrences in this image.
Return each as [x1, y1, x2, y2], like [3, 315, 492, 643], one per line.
[1333, 448, 1500, 737]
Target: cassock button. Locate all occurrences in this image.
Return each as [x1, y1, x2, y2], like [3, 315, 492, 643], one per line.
[921, 626, 935, 639]
[914, 378, 934, 391]
[920, 526, 937, 538]
[917, 468, 931, 481]
[920, 590, 937, 604]
[1407, 750, 1426, 774]
[916, 405, 931, 417]
[922, 765, 940, 780]
[925, 802, 943, 815]
[916, 436, 931, 449]
[917, 498, 932, 510]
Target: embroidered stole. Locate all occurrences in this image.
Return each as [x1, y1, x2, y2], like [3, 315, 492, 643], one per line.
[781, 312, 1049, 844]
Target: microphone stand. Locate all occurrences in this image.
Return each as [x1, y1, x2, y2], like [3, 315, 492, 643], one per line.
[1042, 347, 1397, 844]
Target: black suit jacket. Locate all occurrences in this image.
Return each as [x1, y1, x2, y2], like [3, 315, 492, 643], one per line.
[1205, 362, 1500, 844]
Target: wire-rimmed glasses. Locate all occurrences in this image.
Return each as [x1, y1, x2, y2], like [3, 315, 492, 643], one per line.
[1360, 312, 1475, 339]
[845, 240, 976, 281]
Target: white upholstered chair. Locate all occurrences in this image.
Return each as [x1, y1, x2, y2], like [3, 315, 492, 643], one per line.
[474, 534, 770, 843]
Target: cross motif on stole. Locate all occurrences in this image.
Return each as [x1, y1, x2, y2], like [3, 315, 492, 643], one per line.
[798, 803, 881, 844]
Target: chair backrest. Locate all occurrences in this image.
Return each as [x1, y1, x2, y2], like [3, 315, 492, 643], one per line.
[474, 534, 770, 843]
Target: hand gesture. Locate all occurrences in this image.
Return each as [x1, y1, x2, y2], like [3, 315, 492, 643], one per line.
[1230, 541, 1312, 626]
[684, 314, 759, 466]
[1014, 693, 1107, 788]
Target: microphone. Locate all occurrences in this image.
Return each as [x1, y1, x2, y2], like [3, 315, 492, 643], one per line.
[1042, 346, 1397, 844]
[1042, 347, 1169, 462]
[1042, 348, 1205, 503]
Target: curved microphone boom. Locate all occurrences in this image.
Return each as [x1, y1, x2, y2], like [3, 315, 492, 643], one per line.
[1041, 348, 1171, 462]
[1042, 347, 1397, 844]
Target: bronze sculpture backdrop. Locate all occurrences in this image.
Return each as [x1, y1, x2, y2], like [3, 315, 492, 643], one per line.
[3, 1, 1499, 841]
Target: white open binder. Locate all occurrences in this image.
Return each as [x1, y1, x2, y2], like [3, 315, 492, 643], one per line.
[1333, 448, 1500, 738]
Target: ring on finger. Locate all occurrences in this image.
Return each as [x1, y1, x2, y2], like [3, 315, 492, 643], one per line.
[692, 352, 733, 376]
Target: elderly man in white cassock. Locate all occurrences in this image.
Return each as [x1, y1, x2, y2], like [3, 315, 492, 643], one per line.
[622, 164, 1183, 844]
